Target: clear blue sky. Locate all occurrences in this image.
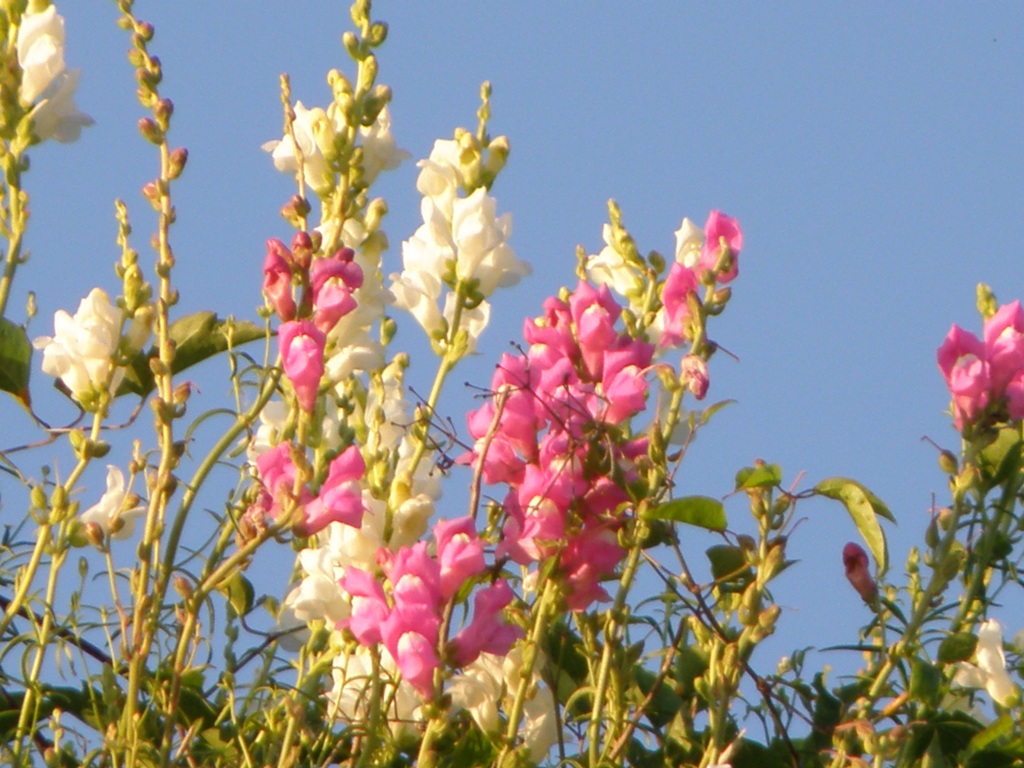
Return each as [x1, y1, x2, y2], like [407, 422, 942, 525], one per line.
[18, 3, 1024, 679]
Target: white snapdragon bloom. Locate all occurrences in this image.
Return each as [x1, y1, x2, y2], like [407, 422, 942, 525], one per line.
[282, 546, 349, 626]
[17, 5, 66, 105]
[329, 644, 423, 739]
[674, 217, 704, 268]
[33, 288, 137, 406]
[359, 106, 410, 182]
[80, 465, 144, 540]
[450, 188, 528, 295]
[450, 649, 558, 762]
[416, 138, 463, 216]
[262, 101, 333, 191]
[953, 619, 1020, 707]
[17, 5, 93, 143]
[587, 223, 643, 299]
[389, 268, 445, 340]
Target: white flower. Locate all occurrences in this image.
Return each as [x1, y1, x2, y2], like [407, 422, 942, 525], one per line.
[33, 288, 129, 406]
[953, 619, 1020, 707]
[17, 6, 66, 105]
[674, 217, 704, 268]
[587, 223, 643, 300]
[283, 546, 349, 626]
[390, 268, 445, 340]
[359, 106, 410, 182]
[262, 101, 333, 191]
[80, 465, 144, 540]
[416, 138, 463, 215]
[450, 650, 557, 762]
[17, 6, 92, 143]
[329, 644, 423, 740]
[451, 188, 528, 294]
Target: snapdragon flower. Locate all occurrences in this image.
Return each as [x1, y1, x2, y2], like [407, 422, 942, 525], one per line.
[16, 5, 93, 143]
[953, 619, 1020, 708]
[80, 465, 144, 540]
[33, 288, 148, 409]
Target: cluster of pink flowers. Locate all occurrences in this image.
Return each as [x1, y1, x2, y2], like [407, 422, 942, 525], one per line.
[938, 300, 1024, 430]
[253, 444, 366, 537]
[660, 211, 743, 347]
[466, 281, 653, 610]
[339, 517, 521, 696]
[262, 233, 364, 411]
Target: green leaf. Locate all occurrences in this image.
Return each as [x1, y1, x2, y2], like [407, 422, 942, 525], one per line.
[963, 715, 1014, 763]
[978, 426, 1023, 489]
[814, 477, 892, 574]
[937, 631, 978, 664]
[706, 544, 752, 584]
[735, 463, 783, 489]
[0, 317, 31, 406]
[909, 658, 942, 706]
[645, 495, 727, 532]
[120, 312, 265, 397]
[217, 572, 255, 617]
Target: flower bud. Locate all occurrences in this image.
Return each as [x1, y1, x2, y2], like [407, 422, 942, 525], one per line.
[137, 117, 163, 145]
[938, 450, 958, 475]
[84, 522, 106, 548]
[167, 147, 188, 179]
[843, 542, 878, 603]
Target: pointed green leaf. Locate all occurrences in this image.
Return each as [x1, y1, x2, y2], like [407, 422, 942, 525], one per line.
[0, 317, 31, 405]
[735, 463, 783, 490]
[645, 495, 726, 532]
[119, 312, 265, 397]
[814, 477, 892, 574]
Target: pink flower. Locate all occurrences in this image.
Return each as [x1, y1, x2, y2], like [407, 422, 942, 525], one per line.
[279, 320, 325, 412]
[937, 325, 991, 429]
[700, 210, 743, 283]
[450, 580, 522, 666]
[393, 629, 440, 696]
[659, 262, 700, 348]
[843, 542, 877, 603]
[561, 526, 624, 610]
[983, 300, 1024, 393]
[434, 517, 486, 600]
[300, 446, 365, 535]
[311, 248, 363, 333]
[339, 567, 389, 645]
[263, 239, 295, 321]
[568, 281, 621, 379]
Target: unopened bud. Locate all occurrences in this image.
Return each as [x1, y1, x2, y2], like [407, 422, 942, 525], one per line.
[138, 117, 163, 145]
[291, 232, 314, 270]
[843, 542, 878, 603]
[167, 147, 188, 179]
[137, 21, 155, 41]
[938, 450, 958, 475]
[154, 98, 174, 126]
[174, 576, 194, 600]
[84, 522, 104, 547]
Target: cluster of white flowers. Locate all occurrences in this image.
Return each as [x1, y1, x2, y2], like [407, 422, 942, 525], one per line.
[16, 5, 93, 143]
[448, 649, 557, 763]
[33, 287, 150, 408]
[264, 104, 409, 193]
[390, 139, 530, 354]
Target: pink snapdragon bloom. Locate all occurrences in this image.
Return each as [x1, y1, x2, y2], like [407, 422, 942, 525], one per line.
[561, 526, 625, 611]
[568, 281, 621, 379]
[450, 581, 522, 666]
[263, 238, 296, 321]
[339, 567, 389, 645]
[311, 248, 363, 333]
[843, 542, 877, 603]
[936, 302, 1024, 429]
[700, 210, 743, 283]
[659, 262, 700, 348]
[300, 446, 366, 535]
[983, 301, 1024, 394]
[256, 443, 307, 512]
[279, 320, 325, 412]
[434, 517, 487, 600]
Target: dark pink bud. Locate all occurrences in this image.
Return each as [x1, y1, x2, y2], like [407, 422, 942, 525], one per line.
[843, 542, 877, 603]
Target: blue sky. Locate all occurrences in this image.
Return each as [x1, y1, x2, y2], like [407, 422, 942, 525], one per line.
[18, 3, 1024, 683]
